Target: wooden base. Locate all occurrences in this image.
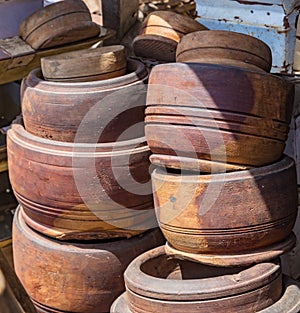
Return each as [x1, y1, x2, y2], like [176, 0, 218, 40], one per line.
[111, 276, 300, 313]
[150, 154, 249, 173]
[165, 233, 296, 267]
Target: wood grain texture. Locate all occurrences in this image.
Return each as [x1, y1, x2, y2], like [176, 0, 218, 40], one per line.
[176, 30, 272, 72]
[19, 0, 100, 50]
[145, 63, 294, 170]
[133, 34, 178, 62]
[164, 235, 296, 267]
[19, 0, 90, 39]
[112, 276, 300, 313]
[133, 10, 206, 62]
[0, 27, 115, 85]
[22, 58, 148, 143]
[111, 246, 283, 313]
[13, 207, 165, 313]
[259, 276, 300, 313]
[41, 45, 127, 82]
[142, 10, 207, 35]
[151, 157, 298, 255]
[149, 154, 249, 173]
[7, 121, 156, 240]
[101, 0, 139, 39]
[26, 18, 100, 50]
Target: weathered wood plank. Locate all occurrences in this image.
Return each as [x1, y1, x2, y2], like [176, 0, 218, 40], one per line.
[0, 27, 115, 85]
[101, 0, 139, 39]
[0, 248, 37, 313]
[0, 264, 26, 313]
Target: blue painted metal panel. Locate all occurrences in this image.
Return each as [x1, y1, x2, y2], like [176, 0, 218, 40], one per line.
[196, 0, 300, 73]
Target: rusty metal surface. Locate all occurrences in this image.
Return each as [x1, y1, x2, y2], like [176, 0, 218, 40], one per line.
[195, 0, 299, 73]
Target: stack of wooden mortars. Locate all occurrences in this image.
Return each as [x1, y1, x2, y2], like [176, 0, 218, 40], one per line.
[111, 12, 300, 313]
[7, 3, 165, 313]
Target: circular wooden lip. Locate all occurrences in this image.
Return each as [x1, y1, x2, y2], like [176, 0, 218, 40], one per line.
[145, 115, 287, 142]
[19, 0, 90, 40]
[27, 58, 147, 89]
[15, 205, 110, 251]
[145, 105, 290, 129]
[41, 45, 127, 80]
[176, 30, 271, 65]
[112, 275, 300, 313]
[19, 205, 152, 241]
[33, 300, 70, 313]
[176, 57, 267, 72]
[165, 234, 296, 267]
[177, 29, 270, 49]
[18, 194, 153, 219]
[259, 276, 300, 313]
[125, 246, 281, 301]
[8, 121, 149, 157]
[14, 205, 156, 251]
[150, 154, 249, 173]
[150, 61, 282, 82]
[151, 156, 293, 183]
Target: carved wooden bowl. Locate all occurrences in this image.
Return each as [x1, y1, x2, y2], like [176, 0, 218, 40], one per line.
[111, 246, 283, 313]
[22, 58, 148, 143]
[176, 30, 272, 72]
[146, 63, 294, 171]
[151, 156, 298, 265]
[13, 207, 165, 313]
[8, 120, 156, 240]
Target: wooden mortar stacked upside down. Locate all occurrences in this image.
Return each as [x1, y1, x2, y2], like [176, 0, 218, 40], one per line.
[111, 14, 300, 313]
